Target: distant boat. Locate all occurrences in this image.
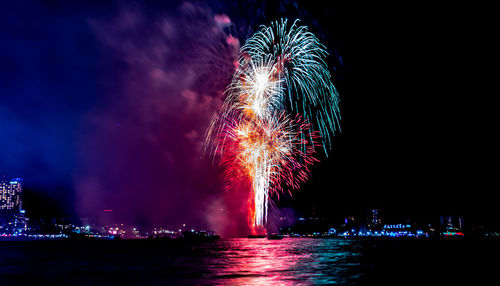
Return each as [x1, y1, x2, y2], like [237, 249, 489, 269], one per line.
[267, 233, 283, 240]
[248, 234, 266, 238]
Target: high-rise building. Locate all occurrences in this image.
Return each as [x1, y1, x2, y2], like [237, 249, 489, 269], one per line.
[1, 176, 27, 234]
[1, 176, 23, 211]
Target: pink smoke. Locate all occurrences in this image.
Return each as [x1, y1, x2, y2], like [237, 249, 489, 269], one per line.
[74, 2, 248, 236]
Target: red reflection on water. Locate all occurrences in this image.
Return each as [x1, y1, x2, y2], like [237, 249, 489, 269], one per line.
[212, 238, 310, 285]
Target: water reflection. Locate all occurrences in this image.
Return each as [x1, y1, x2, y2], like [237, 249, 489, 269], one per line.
[201, 238, 361, 285]
[0, 238, 362, 285]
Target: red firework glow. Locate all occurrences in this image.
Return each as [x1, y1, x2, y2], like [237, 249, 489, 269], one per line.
[215, 113, 318, 234]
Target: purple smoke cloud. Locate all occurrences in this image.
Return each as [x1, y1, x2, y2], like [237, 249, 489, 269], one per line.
[74, 1, 248, 235]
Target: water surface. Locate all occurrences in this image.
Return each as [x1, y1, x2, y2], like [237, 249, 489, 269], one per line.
[1, 237, 497, 285]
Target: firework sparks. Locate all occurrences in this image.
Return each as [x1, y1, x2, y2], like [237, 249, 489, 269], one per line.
[206, 19, 340, 233]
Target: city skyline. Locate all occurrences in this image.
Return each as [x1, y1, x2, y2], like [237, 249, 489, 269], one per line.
[1, 2, 496, 285]
[0, 175, 28, 235]
[0, 1, 495, 233]
[0, 174, 478, 239]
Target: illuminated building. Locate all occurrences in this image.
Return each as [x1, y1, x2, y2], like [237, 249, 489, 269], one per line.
[367, 208, 382, 230]
[1, 176, 23, 211]
[0, 176, 28, 234]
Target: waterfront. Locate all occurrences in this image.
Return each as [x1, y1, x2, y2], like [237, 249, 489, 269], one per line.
[1, 238, 497, 285]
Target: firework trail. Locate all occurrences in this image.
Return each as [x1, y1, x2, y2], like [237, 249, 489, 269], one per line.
[206, 19, 340, 233]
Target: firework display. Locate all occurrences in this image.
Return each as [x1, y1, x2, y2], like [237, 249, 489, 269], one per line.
[206, 19, 340, 233]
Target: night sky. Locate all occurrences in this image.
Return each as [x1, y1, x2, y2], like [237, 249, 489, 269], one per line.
[0, 1, 494, 231]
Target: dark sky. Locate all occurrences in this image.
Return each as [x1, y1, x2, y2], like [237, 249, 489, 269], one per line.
[0, 1, 494, 229]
